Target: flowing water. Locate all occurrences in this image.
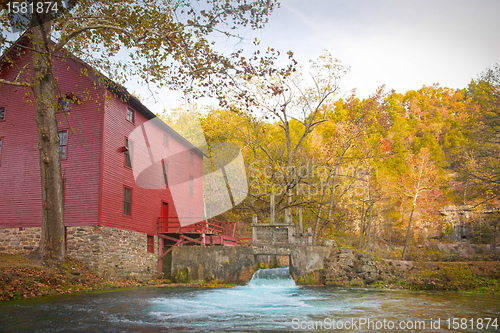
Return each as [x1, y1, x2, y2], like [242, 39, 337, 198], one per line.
[0, 267, 499, 332]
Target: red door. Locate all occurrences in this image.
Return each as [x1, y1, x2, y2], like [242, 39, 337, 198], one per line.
[161, 202, 168, 232]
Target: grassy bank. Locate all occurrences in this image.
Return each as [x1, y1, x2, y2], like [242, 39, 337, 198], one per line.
[323, 246, 500, 293]
[402, 261, 500, 293]
[0, 254, 242, 302]
[0, 254, 147, 301]
[2, 253, 499, 301]
[365, 260, 500, 294]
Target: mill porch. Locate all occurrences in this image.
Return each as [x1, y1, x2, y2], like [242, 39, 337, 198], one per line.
[156, 217, 239, 273]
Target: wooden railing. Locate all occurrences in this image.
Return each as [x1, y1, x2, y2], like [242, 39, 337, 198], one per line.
[237, 233, 252, 245]
[156, 217, 255, 247]
[157, 217, 237, 238]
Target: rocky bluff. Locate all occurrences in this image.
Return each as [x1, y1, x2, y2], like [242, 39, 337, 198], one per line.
[323, 248, 412, 286]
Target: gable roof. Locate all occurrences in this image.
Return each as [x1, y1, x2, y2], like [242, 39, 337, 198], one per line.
[110, 86, 207, 159]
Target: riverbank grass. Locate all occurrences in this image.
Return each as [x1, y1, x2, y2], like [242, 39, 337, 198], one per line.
[406, 263, 500, 293]
[0, 254, 146, 301]
[0, 254, 242, 301]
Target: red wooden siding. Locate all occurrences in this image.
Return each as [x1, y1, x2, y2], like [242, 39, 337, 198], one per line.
[100, 94, 204, 235]
[1, 38, 204, 234]
[0, 49, 103, 228]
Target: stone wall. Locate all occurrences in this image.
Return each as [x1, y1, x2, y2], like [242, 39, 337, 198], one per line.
[253, 225, 289, 245]
[0, 226, 158, 281]
[0, 227, 41, 253]
[168, 245, 332, 285]
[293, 233, 313, 245]
[168, 246, 257, 283]
[67, 226, 158, 281]
[251, 222, 313, 246]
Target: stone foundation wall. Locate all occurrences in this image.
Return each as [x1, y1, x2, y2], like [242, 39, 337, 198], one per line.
[67, 226, 158, 281]
[0, 227, 41, 253]
[0, 226, 158, 281]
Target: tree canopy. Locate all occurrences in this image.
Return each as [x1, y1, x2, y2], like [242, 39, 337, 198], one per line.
[191, 70, 498, 257]
[0, 0, 283, 263]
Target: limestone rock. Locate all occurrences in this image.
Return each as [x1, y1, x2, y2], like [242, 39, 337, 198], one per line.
[323, 239, 337, 247]
[324, 248, 382, 286]
[356, 254, 382, 283]
[384, 259, 413, 272]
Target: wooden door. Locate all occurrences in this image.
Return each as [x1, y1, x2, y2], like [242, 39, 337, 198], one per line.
[161, 202, 168, 232]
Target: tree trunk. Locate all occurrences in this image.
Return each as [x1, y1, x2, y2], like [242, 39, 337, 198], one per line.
[358, 169, 367, 248]
[313, 205, 323, 245]
[314, 166, 336, 245]
[494, 220, 498, 261]
[31, 22, 66, 263]
[366, 203, 374, 252]
[402, 199, 416, 260]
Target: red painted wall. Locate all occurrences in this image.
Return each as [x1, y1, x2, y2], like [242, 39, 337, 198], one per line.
[0, 45, 204, 234]
[100, 93, 204, 235]
[0, 49, 103, 228]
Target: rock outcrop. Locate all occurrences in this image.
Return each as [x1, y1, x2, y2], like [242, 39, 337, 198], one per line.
[323, 248, 383, 286]
[384, 259, 413, 272]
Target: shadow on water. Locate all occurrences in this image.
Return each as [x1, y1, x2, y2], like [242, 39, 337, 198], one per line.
[1, 267, 499, 332]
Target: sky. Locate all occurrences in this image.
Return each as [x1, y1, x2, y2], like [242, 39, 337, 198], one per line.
[130, 0, 500, 115]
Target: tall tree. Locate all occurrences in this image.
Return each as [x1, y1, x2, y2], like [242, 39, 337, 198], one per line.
[0, 0, 279, 264]
[458, 65, 500, 201]
[401, 148, 437, 259]
[311, 92, 379, 245]
[227, 51, 349, 227]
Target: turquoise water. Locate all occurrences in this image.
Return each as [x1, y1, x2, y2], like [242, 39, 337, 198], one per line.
[0, 268, 499, 332]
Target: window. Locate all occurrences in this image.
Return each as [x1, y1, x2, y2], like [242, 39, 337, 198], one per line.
[58, 94, 78, 111]
[124, 138, 133, 167]
[146, 235, 155, 253]
[163, 134, 169, 147]
[59, 131, 67, 159]
[127, 107, 134, 123]
[123, 187, 132, 216]
[162, 160, 168, 185]
[189, 152, 193, 163]
[0, 107, 5, 121]
[58, 98, 70, 111]
[189, 176, 193, 196]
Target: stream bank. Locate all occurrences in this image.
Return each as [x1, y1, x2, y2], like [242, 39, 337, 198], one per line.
[2, 247, 500, 302]
[321, 247, 500, 293]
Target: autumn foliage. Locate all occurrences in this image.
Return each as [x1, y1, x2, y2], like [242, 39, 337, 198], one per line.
[185, 64, 500, 257]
